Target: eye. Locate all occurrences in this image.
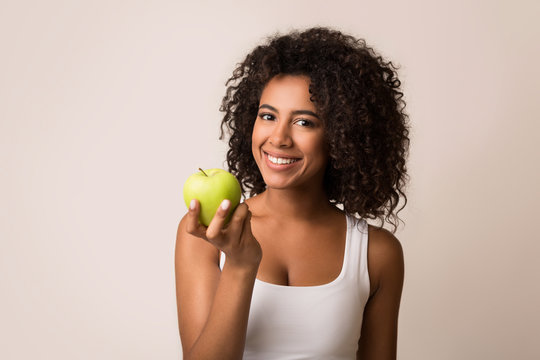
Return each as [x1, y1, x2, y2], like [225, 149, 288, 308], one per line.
[294, 118, 314, 127]
[258, 113, 275, 121]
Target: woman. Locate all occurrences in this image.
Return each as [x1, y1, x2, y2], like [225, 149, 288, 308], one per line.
[175, 27, 410, 359]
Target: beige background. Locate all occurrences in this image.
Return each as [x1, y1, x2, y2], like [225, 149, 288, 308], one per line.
[1, 0, 539, 359]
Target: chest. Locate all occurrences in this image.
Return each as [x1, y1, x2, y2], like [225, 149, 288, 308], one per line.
[251, 220, 346, 287]
[245, 279, 364, 359]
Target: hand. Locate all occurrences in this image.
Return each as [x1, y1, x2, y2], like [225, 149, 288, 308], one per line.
[186, 199, 262, 269]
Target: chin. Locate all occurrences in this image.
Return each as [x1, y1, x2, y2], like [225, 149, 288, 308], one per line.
[260, 176, 292, 190]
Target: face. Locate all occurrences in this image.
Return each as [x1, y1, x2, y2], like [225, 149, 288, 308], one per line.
[251, 74, 328, 191]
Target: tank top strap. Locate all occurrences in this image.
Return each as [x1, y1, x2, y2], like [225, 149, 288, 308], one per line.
[219, 250, 225, 271]
[343, 215, 370, 303]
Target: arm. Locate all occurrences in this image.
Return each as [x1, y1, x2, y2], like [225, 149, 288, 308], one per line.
[175, 200, 262, 360]
[357, 227, 405, 360]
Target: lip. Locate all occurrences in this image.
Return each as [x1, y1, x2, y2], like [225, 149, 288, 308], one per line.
[263, 151, 302, 171]
[263, 150, 301, 160]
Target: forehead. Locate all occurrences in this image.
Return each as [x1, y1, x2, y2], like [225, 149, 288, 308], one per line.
[259, 75, 315, 111]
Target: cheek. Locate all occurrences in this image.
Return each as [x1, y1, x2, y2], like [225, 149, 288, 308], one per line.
[301, 134, 327, 160]
[251, 121, 267, 147]
[251, 122, 264, 158]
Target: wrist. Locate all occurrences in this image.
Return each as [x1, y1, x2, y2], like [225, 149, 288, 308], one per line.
[222, 259, 259, 279]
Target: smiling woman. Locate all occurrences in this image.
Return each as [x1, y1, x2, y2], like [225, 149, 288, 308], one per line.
[175, 27, 410, 360]
[252, 75, 328, 192]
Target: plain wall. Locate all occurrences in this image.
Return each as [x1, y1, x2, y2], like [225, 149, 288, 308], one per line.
[1, 0, 539, 359]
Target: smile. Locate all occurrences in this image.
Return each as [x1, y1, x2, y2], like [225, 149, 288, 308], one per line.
[263, 151, 301, 169]
[267, 154, 299, 165]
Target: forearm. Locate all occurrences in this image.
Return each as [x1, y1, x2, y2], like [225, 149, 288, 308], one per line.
[184, 262, 258, 360]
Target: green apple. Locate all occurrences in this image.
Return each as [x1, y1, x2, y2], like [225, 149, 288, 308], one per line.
[183, 168, 242, 226]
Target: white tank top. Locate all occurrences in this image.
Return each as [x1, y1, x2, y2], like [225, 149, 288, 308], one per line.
[219, 214, 370, 359]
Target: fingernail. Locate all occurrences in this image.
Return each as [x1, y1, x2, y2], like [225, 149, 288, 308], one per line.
[190, 199, 196, 210]
[221, 199, 230, 212]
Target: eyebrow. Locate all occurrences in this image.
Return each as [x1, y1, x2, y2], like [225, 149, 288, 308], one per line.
[258, 104, 319, 119]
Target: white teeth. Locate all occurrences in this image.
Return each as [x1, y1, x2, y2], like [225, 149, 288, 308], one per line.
[267, 154, 297, 165]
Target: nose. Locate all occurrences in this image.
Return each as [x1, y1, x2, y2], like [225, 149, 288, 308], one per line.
[269, 122, 292, 148]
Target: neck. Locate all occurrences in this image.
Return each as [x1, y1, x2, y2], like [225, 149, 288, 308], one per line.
[258, 185, 335, 222]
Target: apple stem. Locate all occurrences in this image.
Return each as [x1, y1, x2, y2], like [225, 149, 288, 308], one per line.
[198, 168, 208, 177]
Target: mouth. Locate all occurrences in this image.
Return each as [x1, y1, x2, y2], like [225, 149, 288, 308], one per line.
[263, 151, 301, 169]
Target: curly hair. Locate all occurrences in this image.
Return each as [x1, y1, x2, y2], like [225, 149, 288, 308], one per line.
[219, 27, 410, 233]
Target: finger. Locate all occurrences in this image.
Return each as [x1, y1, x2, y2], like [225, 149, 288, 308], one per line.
[239, 209, 253, 245]
[185, 199, 207, 239]
[206, 199, 232, 240]
[225, 202, 249, 236]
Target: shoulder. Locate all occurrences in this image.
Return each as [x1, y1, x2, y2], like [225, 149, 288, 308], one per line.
[244, 194, 265, 216]
[366, 224, 404, 295]
[367, 225, 404, 262]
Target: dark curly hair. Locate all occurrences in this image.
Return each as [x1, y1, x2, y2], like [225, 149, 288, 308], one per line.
[219, 27, 410, 233]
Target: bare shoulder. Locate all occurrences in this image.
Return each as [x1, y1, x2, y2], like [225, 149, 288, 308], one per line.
[367, 225, 404, 262]
[244, 194, 264, 216]
[357, 226, 404, 358]
[366, 225, 405, 295]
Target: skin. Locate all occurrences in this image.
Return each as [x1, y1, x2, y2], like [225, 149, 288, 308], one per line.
[175, 74, 404, 359]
